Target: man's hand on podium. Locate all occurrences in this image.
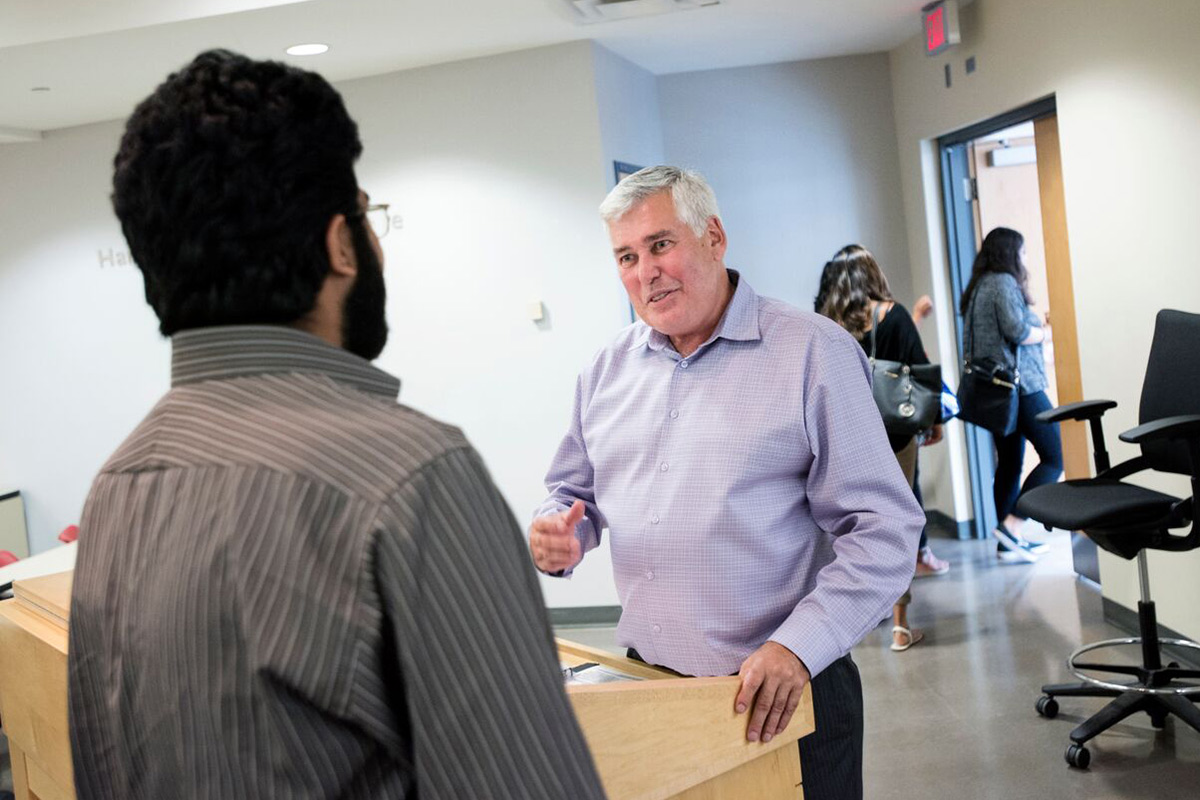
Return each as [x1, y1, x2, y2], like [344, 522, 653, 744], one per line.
[529, 500, 585, 573]
[735, 641, 810, 744]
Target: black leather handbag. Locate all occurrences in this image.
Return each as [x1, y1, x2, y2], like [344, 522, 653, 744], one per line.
[868, 306, 942, 438]
[956, 300, 1020, 437]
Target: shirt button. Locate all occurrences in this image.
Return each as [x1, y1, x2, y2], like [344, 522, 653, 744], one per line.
[660, 462, 669, 472]
[651, 514, 660, 524]
[645, 571, 654, 580]
[652, 624, 662, 634]
[679, 361, 689, 369]
[669, 409, 679, 419]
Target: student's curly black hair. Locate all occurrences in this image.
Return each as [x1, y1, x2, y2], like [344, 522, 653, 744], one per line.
[112, 49, 363, 335]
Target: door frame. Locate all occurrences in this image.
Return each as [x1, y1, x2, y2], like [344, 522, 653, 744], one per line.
[937, 95, 1087, 542]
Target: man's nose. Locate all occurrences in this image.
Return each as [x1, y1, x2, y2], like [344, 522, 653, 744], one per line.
[637, 252, 661, 284]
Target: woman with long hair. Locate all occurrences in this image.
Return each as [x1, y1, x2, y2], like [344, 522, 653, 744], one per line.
[960, 227, 1063, 563]
[816, 244, 944, 652]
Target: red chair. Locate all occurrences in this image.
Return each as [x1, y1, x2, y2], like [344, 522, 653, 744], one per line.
[58, 525, 79, 544]
[0, 551, 18, 567]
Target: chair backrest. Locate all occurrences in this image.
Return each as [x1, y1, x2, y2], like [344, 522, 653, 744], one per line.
[1139, 309, 1200, 475]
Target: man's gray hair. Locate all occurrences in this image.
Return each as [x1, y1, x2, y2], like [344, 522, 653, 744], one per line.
[599, 166, 720, 236]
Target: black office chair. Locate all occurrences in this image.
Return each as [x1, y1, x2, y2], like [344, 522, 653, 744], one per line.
[1015, 309, 1200, 769]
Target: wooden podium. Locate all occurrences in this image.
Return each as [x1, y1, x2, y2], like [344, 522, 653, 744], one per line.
[0, 572, 813, 800]
[560, 640, 811, 799]
[0, 571, 73, 800]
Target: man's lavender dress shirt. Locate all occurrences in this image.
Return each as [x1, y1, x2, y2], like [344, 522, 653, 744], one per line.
[537, 273, 924, 678]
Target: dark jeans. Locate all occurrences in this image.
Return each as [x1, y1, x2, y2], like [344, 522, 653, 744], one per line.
[992, 389, 1064, 521]
[627, 650, 863, 800]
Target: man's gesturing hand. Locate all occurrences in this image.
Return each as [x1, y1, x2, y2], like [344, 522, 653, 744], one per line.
[735, 641, 811, 743]
[529, 500, 585, 573]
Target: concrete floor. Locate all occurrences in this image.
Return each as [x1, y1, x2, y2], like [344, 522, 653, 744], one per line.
[558, 531, 1200, 799]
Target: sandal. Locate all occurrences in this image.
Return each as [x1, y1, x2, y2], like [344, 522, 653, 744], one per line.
[890, 625, 924, 652]
[914, 546, 950, 578]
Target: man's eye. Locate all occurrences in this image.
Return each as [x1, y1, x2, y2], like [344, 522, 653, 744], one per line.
[652, 240, 671, 252]
[619, 254, 636, 267]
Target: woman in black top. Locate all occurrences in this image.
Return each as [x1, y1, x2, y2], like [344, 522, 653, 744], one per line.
[816, 244, 944, 652]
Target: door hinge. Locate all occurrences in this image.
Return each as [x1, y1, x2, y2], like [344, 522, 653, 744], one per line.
[962, 176, 978, 201]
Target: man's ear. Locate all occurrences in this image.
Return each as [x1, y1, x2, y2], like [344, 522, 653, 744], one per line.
[706, 215, 728, 261]
[324, 213, 358, 278]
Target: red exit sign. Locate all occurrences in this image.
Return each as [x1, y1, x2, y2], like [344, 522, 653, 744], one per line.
[923, 1, 961, 55]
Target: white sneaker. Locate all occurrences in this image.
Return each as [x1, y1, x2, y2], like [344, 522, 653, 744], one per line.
[1018, 520, 1052, 554]
[1020, 537, 1050, 555]
[994, 526, 1039, 564]
[996, 542, 1039, 564]
[993, 524, 1023, 551]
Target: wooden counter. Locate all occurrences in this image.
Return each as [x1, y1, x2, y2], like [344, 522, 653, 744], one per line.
[0, 570, 73, 800]
[559, 639, 811, 799]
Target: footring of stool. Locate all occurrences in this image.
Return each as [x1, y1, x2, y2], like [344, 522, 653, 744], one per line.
[1067, 637, 1200, 695]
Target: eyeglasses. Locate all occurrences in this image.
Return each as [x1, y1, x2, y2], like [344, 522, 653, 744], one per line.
[348, 203, 391, 239]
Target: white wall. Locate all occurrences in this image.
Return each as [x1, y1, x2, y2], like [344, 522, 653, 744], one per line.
[339, 42, 629, 609]
[888, 0, 1200, 638]
[2, 43, 923, 611]
[592, 44, 665, 189]
[658, 55, 913, 311]
[590, 43, 666, 328]
[0, 119, 166, 553]
[0, 41, 629, 608]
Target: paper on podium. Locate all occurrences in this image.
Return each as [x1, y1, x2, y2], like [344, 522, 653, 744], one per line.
[562, 661, 644, 686]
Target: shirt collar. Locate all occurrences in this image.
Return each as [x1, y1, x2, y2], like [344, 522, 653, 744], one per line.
[171, 325, 401, 400]
[628, 269, 762, 354]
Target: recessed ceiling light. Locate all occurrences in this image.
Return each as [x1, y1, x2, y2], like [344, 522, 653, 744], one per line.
[31, 86, 50, 92]
[286, 43, 328, 56]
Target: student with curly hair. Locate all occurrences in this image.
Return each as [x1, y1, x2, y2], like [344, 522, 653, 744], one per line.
[67, 50, 603, 800]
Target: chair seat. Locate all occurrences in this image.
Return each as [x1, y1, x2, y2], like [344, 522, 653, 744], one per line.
[1017, 479, 1179, 532]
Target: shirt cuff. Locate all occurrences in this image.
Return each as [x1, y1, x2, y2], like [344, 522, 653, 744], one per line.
[768, 613, 844, 679]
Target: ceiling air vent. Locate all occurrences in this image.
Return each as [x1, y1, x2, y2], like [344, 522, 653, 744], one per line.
[570, 0, 720, 25]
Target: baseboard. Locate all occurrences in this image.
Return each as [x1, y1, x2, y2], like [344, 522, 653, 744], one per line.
[549, 605, 622, 627]
[925, 510, 975, 540]
[1102, 597, 1200, 669]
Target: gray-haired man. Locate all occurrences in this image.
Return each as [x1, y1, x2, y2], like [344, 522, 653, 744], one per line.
[530, 166, 923, 799]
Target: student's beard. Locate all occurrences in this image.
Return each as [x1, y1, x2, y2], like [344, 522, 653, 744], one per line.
[341, 221, 389, 362]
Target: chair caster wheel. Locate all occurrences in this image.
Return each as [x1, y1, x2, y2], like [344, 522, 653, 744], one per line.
[1066, 744, 1091, 769]
[1036, 695, 1059, 719]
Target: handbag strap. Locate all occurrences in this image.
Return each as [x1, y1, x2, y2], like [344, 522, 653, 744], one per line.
[868, 302, 883, 360]
[990, 294, 1021, 377]
[964, 289, 1019, 379]
[964, 295, 977, 367]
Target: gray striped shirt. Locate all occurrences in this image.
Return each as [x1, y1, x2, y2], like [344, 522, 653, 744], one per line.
[68, 325, 604, 800]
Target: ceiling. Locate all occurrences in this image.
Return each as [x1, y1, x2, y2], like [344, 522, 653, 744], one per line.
[0, 0, 930, 136]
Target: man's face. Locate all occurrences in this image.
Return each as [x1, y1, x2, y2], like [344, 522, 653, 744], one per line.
[608, 191, 728, 342]
[341, 193, 388, 361]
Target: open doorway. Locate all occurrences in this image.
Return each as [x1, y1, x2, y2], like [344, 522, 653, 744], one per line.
[939, 97, 1098, 583]
[971, 122, 1059, 487]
